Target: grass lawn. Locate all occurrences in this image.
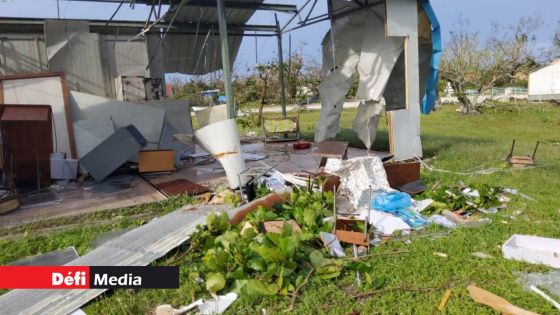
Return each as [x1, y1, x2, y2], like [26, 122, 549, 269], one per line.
[1, 104, 559, 314]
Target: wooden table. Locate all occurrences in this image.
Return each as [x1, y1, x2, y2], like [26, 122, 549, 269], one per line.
[312, 140, 349, 167]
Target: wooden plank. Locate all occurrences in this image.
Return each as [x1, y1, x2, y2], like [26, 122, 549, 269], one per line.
[138, 150, 175, 173]
[0, 204, 232, 315]
[153, 179, 210, 197]
[383, 161, 420, 187]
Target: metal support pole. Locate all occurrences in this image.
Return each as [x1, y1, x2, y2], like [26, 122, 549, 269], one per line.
[217, 0, 235, 119]
[275, 14, 287, 118]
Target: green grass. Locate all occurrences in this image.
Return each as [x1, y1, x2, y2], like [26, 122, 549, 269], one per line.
[1, 104, 560, 314]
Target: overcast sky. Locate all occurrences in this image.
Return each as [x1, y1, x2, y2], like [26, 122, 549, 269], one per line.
[1, 0, 558, 76]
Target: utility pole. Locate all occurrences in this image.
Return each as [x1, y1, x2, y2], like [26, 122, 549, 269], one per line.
[216, 0, 235, 119]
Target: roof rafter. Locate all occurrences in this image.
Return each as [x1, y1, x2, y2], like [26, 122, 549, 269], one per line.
[64, 0, 298, 13]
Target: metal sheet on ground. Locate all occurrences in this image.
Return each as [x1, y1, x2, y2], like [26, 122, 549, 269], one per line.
[80, 126, 145, 182]
[0, 204, 231, 315]
[70, 91, 165, 150]
[9, 247, 79, 266]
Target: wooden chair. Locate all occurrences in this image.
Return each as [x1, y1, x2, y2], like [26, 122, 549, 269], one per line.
[262, 116, 301, 142]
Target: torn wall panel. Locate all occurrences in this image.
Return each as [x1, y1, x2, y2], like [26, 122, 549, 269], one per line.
[386, 0, 423, 160]
[0, 34, 47, 75]
[70, 91, 165, 150]
[44, 20, 106, 97]
[315, 5, 402, 145]
[315, 0, 438, 159]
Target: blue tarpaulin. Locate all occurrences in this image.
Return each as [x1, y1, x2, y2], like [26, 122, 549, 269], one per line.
[420, 0, 442, 114]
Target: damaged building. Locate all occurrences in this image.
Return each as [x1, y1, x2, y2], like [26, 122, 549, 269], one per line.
[0, 1, 455, 313]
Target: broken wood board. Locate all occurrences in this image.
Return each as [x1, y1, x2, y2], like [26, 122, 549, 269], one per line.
[0, 195, 20, 215]
[383, 161, 420, 188]
[154, 179, 210, 197]
[467, 285, 539, 315]
[261, 220, 301, 234]
[0, 204, 231, 315]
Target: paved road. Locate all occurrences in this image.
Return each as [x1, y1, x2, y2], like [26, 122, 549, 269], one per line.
[240, 100, 361, 114]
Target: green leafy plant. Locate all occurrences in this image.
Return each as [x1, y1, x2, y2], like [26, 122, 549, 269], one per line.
[184, 185, 367, 297]
[423, 183, 503, 214]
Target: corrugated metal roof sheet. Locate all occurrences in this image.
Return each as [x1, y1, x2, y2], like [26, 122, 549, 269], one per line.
[0, 34, 47, 75]
[0, 204, 231, 315]
[160, 0, 264, 75]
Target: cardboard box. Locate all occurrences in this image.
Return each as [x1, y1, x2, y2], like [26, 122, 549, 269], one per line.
[138, 150, 174, 173]
[502, 234, 560, 268]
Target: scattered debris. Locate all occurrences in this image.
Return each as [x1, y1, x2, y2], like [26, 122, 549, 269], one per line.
[83, 175, 134, 194]
[293, 141, 312, 150]
[262, 220, 301, 234]
[154, 179, 210, 197]
[352, 285, 443, 299]
[472, 252, 495, 259]
[361, 209, 410, 236]
[433, 252, 448, 258]
[529, 285, 560, 310]
[428, 215, 457, 229]
[156, 292, 238, 315]
[502, 234, 560, 268]
[517, 270, 560, 301]
[0, 195, 20, 215]
[320, 232, 346, 258]
[371, 191, 427, 229]
[467, 285, 540, 315]
[194, 119, 247, 189]
[20, 191, 62, 209]
[438, 288, 452, 311]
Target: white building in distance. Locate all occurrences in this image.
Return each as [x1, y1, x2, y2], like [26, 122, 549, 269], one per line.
[528, 59, 560, 101]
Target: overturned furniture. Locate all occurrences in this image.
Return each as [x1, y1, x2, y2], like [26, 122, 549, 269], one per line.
[506, 140, 539, 168]
[262, 116, 301, 142]
[313, 140, 348, 168]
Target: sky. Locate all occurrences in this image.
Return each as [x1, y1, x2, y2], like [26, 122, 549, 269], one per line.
[0, 0, 559, 75]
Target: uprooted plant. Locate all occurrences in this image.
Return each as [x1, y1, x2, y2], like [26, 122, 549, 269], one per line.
[184, 186, 380, 300]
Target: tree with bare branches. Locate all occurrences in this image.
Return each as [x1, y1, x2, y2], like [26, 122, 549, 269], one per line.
[255, 62, 278, 125]
[440, 17, 541, 114]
